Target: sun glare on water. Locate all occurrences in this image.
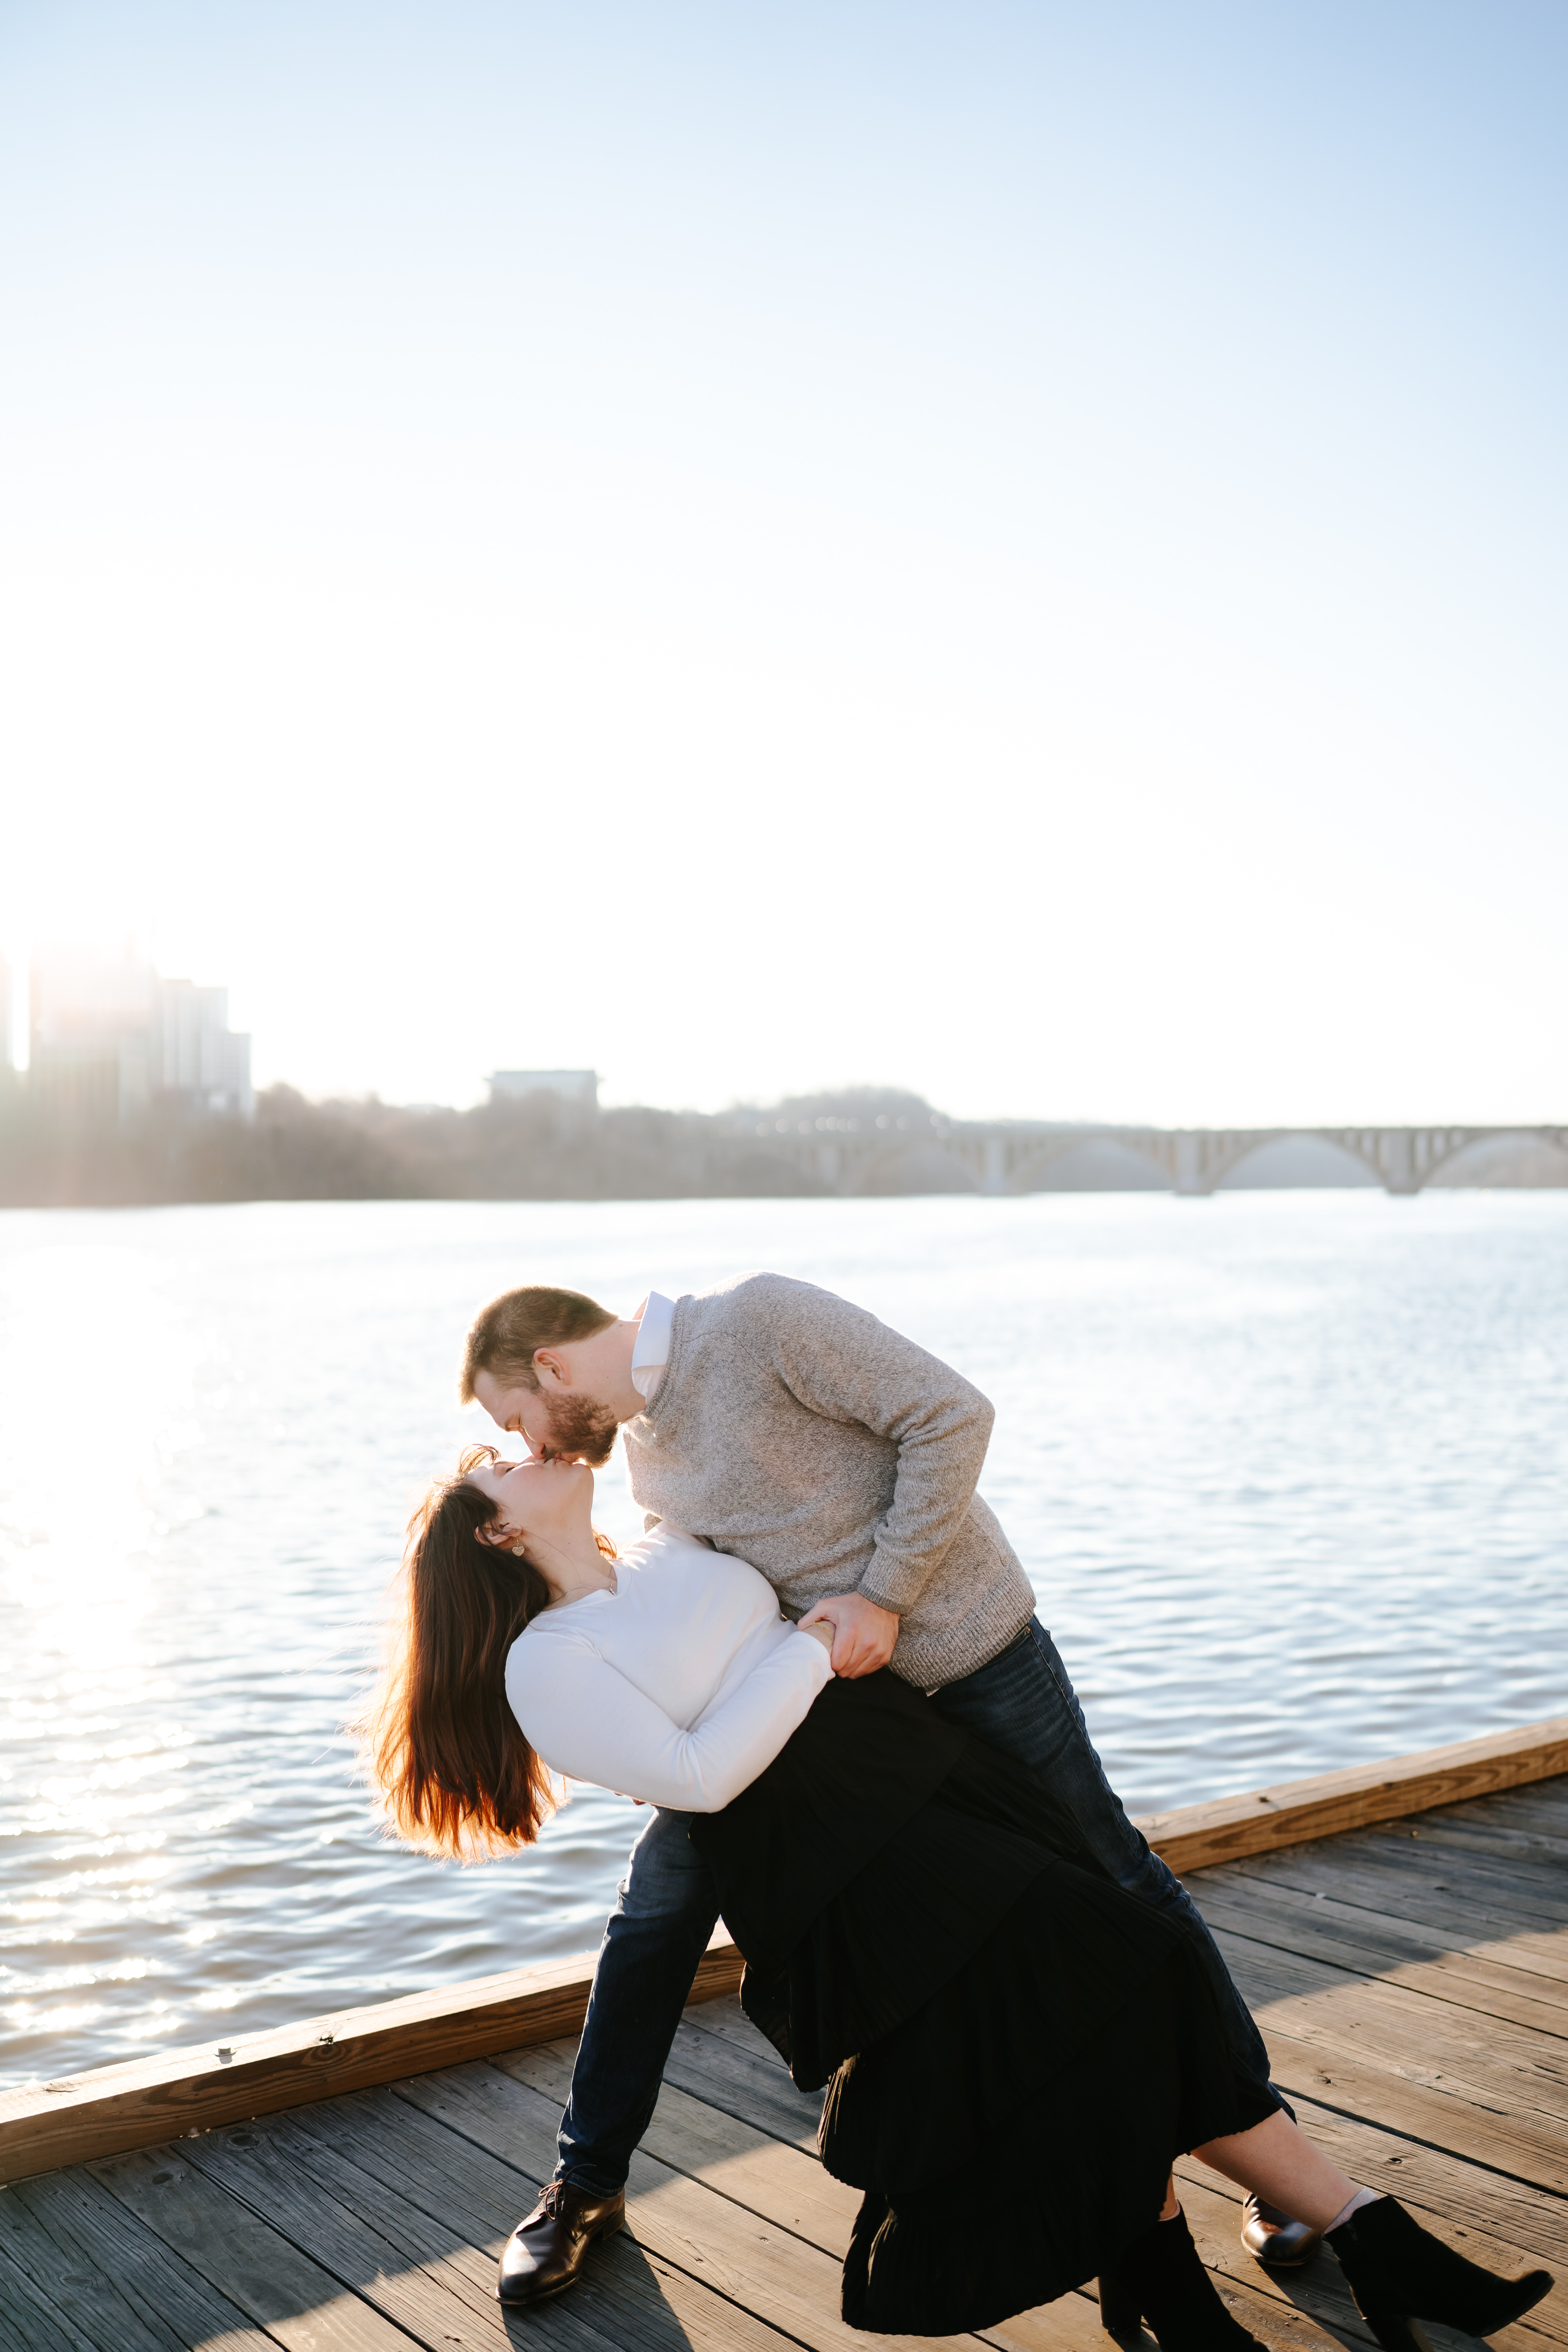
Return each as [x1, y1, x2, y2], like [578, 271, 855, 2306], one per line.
[0, 1242, 204, 2063]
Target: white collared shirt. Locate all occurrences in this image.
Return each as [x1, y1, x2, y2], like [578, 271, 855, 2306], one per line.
[630, 1290, 677, 1403]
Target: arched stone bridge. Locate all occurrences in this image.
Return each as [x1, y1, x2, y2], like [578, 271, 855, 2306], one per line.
[749, 1120, 1568, 1197]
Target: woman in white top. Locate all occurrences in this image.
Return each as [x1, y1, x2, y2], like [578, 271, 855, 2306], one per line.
[361, 1447, 1550, 2350]
[501, 1488, 836, 1817]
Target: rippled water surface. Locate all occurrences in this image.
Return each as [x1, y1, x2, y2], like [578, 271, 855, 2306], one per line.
[3, 1192, 1566, 2089]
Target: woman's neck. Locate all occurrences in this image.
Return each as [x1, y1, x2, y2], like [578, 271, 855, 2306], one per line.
[525, 1524, 617, 1608]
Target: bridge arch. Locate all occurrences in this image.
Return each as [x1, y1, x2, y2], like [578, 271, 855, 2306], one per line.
[1214, 1134, 1381, 1189]
[1005, 1136, 1167, 1192]
[1422, 1129, 1568, 1188]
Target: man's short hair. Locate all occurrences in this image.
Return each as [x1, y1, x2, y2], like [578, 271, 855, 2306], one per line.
[459, 1285, 617, 1404]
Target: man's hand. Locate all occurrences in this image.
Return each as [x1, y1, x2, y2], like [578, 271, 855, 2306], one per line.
[798, 1592, 900, 1678]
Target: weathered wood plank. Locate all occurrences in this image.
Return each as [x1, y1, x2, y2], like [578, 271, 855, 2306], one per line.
[86, 2143, 417, 2352]
[1453, 1784, 1568, 1838]
[1211, 1929, 1568, 2120]
[182, 2106, 653, 2352]
[393, 2054, 982, 2352]
[1416, 1808, 1568, 1864]
[1248, 1993, 1568, 2158]
[1134, 1729, 1568, 1876]
[1227, 1849, 1568, 1984]
[1339, 1832, 1568, 1927]
[666, 1991, 780, 2056]
[662, 2009, 827, 2152]
[495, 2031, 862, 2255]
[976, 2290, 1133, 2352]
[254, 2079, 809, 2352]
[1198, 1860, 1568, 1998]
[1395, 1798, 1568, 1853]
[1192, 1881, 1568, 2040]
[1263, 2027, 1568, 2198]
[7, 2166, 275, 2352]
[0, 2230, 106, 2352]
[1318, 1820, 1568, 1909]
[0, 2176, 191, 2352]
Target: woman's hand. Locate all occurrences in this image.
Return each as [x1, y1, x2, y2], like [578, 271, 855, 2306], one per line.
[801, 1619, 836, 1654]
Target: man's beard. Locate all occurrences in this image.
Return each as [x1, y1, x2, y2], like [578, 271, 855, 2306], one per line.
[543, 1392, 621, 1466]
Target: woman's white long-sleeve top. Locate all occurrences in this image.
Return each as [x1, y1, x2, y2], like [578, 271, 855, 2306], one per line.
[503, 1525, 835, 1812]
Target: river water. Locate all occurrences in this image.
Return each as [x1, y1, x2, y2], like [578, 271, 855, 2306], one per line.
[2, 1192, 1565, 2091]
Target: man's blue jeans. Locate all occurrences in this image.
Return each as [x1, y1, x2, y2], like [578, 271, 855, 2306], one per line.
[555, 1619, 1272, 2196]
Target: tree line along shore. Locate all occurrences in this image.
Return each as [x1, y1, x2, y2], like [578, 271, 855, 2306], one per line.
[0, 1083, 940, 1207]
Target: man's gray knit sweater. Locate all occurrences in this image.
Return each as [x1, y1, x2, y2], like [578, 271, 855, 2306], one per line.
[621, 1272, 1036, 1689]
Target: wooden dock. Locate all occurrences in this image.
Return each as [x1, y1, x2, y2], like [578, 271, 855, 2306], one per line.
[3, 1722, 1566, 2352]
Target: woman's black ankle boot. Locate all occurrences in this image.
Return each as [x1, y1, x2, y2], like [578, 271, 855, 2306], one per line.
[1098, 2267, 1144, 2338]
[1100, 2211, 1265, 2351]
[1327, 2197, 1552, 2352]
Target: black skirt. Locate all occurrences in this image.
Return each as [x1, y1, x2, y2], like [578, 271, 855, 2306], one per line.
[690, 1670, 1276, 2337]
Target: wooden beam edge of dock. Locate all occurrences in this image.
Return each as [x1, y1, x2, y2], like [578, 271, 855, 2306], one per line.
[4, 1710, 1564, 2185]
[1138, 1710, 1568, 1873]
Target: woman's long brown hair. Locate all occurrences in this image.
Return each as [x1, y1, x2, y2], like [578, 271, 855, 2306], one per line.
[358, 1445, 612, 1859]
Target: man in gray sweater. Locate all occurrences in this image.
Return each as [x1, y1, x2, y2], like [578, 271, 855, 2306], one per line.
[464, 1271, 1307, 2306]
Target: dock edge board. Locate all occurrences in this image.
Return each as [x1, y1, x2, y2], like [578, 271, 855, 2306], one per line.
[1140, 1711, 1568, 1874]
[4, 1711, 1565, 2183]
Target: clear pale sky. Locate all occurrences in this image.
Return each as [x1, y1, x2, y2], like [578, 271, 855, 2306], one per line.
[2, 1, 1564, 1122]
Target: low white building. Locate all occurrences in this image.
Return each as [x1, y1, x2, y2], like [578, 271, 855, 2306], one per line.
[488, 1069, 598, 1107]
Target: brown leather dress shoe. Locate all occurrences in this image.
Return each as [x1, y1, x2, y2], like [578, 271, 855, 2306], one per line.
[496, 2180, 626, 2305]
[1241, 2194, 1323, 2268]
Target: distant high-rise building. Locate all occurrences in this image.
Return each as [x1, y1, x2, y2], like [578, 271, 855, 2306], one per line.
[27, 945, 253, 1125]
[151, 976, 253, 1112]
[488, 1069, 599, 1107]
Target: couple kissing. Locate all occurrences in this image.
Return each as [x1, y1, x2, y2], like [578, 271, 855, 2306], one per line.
[362, 1270, 1551, 2345]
